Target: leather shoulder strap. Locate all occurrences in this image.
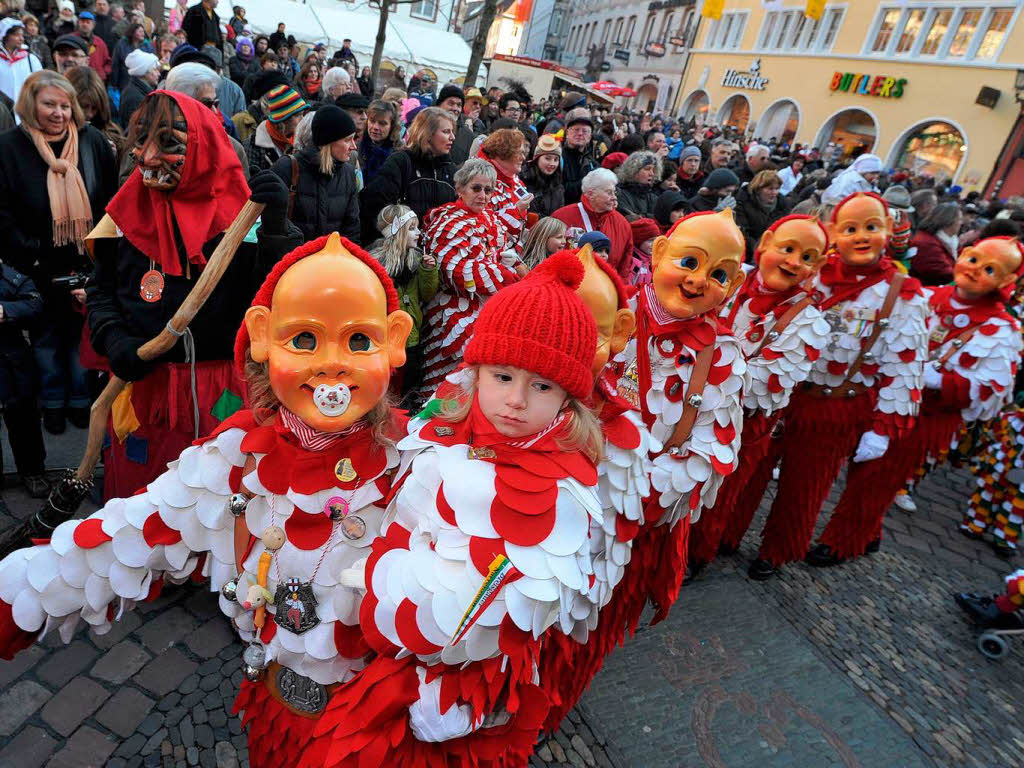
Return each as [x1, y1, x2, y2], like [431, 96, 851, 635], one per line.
[937, 325, 981, 367]
[844, 272, 905, 382]
[663, 341, 715, 453]
[751, 295, 815, 358]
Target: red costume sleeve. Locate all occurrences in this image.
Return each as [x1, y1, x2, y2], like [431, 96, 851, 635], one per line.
[939, 371, 973, 410]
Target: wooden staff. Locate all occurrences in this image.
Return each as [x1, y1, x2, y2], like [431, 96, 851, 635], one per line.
[73, 200, 265, 482]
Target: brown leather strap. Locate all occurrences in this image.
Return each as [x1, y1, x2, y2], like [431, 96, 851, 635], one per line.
[842, 272, 905, 384]
[936, 325, 980, 367]
[233, 454, 258, 573]
[663, 342, 715, 453]
[751, 295, 815, 358]
[286, 155, 299, 221]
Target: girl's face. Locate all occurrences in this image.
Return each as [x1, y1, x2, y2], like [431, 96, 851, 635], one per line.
[305, 66, 319, 82]
[477, 364, 568, 438]
[428, 123, 454, 156]
[537, 153, 559, 175]
[545, 232, 566, 254]
[25, 20, 38, 37]
[681, 156, 700, 175]
[367, 114, 391, 143]
[406, 221, 420, 244]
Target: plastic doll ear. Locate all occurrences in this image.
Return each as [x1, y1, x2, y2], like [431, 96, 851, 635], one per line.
[245, 306, 272, 363]
[609, 308, 636, 358]
[724, 267, 746, 302]
[756, 229, 774, 259]
[884, 214, 895, 238]
[651, 235, 669, 272]
[825, 220, 838, 244]
[385, 309, 414, 369]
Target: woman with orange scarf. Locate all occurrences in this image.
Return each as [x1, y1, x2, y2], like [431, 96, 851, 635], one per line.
[0, 70, 116, 436]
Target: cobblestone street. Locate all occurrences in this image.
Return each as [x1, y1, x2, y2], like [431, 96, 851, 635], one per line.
[0, 428, 1019, 767]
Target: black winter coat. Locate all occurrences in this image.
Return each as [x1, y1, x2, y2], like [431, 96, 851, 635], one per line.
[118, 76, 153, 129]
[520, 162, 564, 219]
[0, 264, 43, 404]
[359, 149, 456, 244]
[271, 149, 360, 243]
[359, 134, 394, 187]
[182, 3, 223, 51]
[733, 185, 790, 260]
[562, 143, 599, 206]
[616, 182, 659, 220]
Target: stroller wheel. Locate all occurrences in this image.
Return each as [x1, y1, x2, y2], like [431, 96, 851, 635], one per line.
[977, 632, 1010, 660]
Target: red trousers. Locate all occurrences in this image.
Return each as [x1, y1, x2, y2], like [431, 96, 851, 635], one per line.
[689, 411, 780, 565]
[757, 388, 875, 567]
[818, 395, 962, 558]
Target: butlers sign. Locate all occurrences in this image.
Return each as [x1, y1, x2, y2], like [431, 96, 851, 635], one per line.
[722, 59, 769, 90]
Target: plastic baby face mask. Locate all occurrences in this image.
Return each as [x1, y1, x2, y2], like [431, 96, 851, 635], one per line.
[830, 195, 893, 267]
[650, 209, 746, 320]
[573, 245, 636, 377]
[756, 218, 829, 292]
[245, 234, 413, 432]
[953, 237, 1023, 301]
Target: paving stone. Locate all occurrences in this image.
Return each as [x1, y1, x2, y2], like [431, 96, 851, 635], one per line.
[0, 643, 45, 687]
[0, 679, 51, 736]
[183, 620, 235, 659]
[186, 746, 199, 766]
[114, 734, 147, 758]
[97, 687, 157, 738]
[214, 743, 239, 768]
[134, 647, 199, 697]
[41, 676, 112, 737]
[35, 639, 99, 688]
[0, 725, 58, 768]
[136, 607, 200, 653]
[192, 704, 208, 724]
[138, 711, 167, 737]
[159, 692, 182, 712]
[140, 728, 169, 757]
[179, 674, 200, 694]
[92, 639, 152, 683]
[47, 725, 118, 768]
[196, 723, 215, 749]
[179, 716, 195, 748]
[92, 611, 143, 650]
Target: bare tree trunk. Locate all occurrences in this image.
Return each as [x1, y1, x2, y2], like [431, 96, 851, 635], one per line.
[371, 1, 390, 85]
[463, 0, 500, 89]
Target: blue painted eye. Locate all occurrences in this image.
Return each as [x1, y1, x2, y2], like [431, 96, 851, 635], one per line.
[290, 332, 316, 350]
[678, 256, 699, 270]
[348, 333, 372, 352]
[710, 269, 728, 285]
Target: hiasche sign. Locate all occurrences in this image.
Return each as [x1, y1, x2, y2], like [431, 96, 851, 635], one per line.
[830, 72, 907, 99]
[721, 59, 769, 90]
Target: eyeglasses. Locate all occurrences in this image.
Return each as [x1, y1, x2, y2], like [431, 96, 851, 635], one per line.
[199, 98, 220, 110]
[468, 183, 494, 194]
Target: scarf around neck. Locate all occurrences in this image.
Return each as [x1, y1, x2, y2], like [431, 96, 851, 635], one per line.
[24, 125, 93, 253]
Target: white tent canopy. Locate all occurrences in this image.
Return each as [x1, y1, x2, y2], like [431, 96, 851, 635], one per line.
[168, 0, 472, 83]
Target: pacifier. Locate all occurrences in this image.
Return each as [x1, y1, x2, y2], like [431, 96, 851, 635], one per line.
[312, 382, 351, 417]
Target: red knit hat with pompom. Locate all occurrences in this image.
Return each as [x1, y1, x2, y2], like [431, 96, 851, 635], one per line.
[233, 233, 399, 374]
[464, 251, 597, 399]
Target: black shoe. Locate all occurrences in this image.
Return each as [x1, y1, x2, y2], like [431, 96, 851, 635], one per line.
[66, 406, 90, 430]
[717, 542, 737, 557]
[22, 474, 50, 499]
[955, 593, 1024, 629]
[806, 543, 846, 567]
[683, 561, 706, 585]
[993, 540, 1017, 560]
[958, 525, 984, 541]
[865, 538, 881, 554]
[747, 558, 776, 581]
[42, 408, 66, 435]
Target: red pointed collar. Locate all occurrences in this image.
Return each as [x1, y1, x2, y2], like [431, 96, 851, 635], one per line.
[726, 271, 805, 325]
[929, 285, 1012, 326]
[637, 284, 728, 350]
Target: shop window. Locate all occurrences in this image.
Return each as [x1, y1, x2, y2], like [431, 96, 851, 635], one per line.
[816, 7, 844, 51]
[895, 9, 926, 54]
[871, 8, 902, 52]
[919, 8, 953, 56]
[410, 0, 436, 22]
[975, 7, 1014, 59]
[948, 9, 983, 57]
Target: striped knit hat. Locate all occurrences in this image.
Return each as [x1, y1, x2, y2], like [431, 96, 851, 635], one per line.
[265, 85, 308, 123]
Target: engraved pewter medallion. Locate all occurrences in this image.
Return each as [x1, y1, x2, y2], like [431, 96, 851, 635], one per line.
[275, 666, 328, 714]
[273, 577, 320, 634]
[434, 426, 455, 437]
[468, 446, 497, 460]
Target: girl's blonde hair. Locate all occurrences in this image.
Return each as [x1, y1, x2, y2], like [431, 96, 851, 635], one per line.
[520, 217, 566, 269]
[406, 106, 455, 156]
[370, 204, 420, 277]
[437, 369, 604, 463]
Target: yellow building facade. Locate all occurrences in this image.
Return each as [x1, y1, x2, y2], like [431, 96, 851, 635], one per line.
[673, 1, 1024, 191]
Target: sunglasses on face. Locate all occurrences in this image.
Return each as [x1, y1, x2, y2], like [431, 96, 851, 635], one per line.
[199, 97, 220, 110]
[468, 183, 494, 194]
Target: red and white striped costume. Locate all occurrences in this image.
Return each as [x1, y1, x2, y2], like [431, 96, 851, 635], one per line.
[754, 255, 929, 566]
[690, 271, 831, 565]
[615, 284, 745, 621]
[481, 152, 529, 254]
[417, 201, 515, 401]
[0, 409, 404, 768]
[817, 285, 1021, 559]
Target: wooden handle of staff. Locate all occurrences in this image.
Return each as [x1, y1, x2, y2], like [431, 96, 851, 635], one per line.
[74, 201, 266, 482]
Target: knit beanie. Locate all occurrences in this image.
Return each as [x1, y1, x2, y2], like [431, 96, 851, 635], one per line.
[533, 133, 562, 159]
[704, 167, 740, 191]
[630, 217, 660, 246]
[601, 151, 627, 171]
[437, 84, 464, 106]
[464, 251, 596, 400]
[126, 50, 159, 77]
[680, 145, 701, 161]
[564, 107, 593, 128]
[311, 105, 356, 147]
[265, 85, 308, 123]
[250, 71, 291, 101]
[578, 230, 611, 251]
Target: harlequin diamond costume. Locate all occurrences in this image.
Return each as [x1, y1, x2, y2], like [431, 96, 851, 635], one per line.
[688, 215, 832, 571]
[0, 233, 417, 768]
[808, 236, 1024, 566]
[416, 198, 517, 402]
[86, 90, 301, 499]
[960, 409, 1024, 556]
[615, 210, 747, 621]
[747, 192, 929, 578]
[317, 254, 604, 765]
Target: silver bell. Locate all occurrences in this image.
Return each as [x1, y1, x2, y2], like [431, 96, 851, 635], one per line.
[863, 351, 874, 361]
[952, 339, 964, 348]
[877, 318, 889, 328]
[220, 579, 238, 602]
[822, 387, 833, 396]
[847, 389, 857, 397]
[668, 446, 682, 456]
[242, 663, 265, 682]
[242, 643, 267, 670]
[228, 493, 250, 517]
[767, 330, 780, 341]
[687, 394, 703, 408]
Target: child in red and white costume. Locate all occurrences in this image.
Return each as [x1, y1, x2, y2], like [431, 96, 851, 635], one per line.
[0, 234, 416, 768]
[617, 209, 747, 620]
[417, 158, 520, 402]
[688, 215, 832, 575]
[748, 192, 929, 579]
[318, 253, 605, 766]
[807, 236, 1023, 566]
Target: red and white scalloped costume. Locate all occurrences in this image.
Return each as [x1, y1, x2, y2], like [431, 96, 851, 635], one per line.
[817, 285, 1021, 559]
[613, 285, 745, 622]
[482, 151, 529, 255]
[417, 201, 516, 401]
[306, 400, 604, 766]
[754, 256, 929, 566]
[689, 275, 831, 566]
[0, 409, 404, 768]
